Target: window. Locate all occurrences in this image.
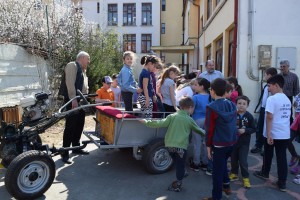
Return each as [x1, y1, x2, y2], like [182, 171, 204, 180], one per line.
[141, 34, 152, 53]
[162, 0, 166, 11]
[123, 34, 136, 52]
[215, 37, 223, 72]
[123, 3, 136, 26]
[108, 4, 118, 26]
[161, 23, 165, 34]
[142, 3, 152, 26]
[206, 45, 211, 60]
[97, 2, 100, 13]
[207, 0, 212, 19]
[228, 29, 234, 76]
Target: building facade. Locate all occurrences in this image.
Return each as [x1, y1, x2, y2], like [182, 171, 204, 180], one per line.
[77, 0, 160, 76]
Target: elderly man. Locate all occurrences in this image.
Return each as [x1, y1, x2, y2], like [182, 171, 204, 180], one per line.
[198, 60, 224, 82]
[280, 60, 300, 124]
[60, 51, 90, 164]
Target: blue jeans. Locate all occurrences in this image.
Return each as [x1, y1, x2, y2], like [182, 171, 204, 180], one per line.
[212, 146, 233, 200]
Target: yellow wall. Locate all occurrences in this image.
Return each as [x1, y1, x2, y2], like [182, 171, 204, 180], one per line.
[160, 0, 183, 65]
[199, 0, 234, 75]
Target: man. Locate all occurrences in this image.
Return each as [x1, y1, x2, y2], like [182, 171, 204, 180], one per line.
[198, 60, 224, 82]
[280, 59, 300, 124]
[61, 51, 90, 164]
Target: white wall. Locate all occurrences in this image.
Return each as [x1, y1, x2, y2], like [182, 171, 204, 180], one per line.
[237, 0, 300, 114]
[81, 0, 161, 77]
[0, 44, 49, 107]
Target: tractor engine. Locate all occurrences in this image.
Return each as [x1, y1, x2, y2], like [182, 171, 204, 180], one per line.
[20, 92, 50, 124]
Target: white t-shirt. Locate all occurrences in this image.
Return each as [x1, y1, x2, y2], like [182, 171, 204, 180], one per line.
[110, 86, 121, 103]
[261, 85, 269, 108]
[175, 86, 193, 106]
[263, 93, 291, 139]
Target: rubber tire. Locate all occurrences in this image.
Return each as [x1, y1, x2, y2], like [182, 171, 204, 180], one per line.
[5, 150, 55, 200]
[142, 138, 173, 174]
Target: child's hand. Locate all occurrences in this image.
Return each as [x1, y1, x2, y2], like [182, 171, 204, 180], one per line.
[137, 88, 143, 93]
[207, 147, 212, 160]
[238, 128, 245, 134]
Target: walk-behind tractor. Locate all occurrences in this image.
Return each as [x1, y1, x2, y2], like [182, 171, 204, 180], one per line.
[0, 90, 173, 199]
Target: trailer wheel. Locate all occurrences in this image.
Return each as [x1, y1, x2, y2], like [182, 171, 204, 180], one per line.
[5, 150, 55, 200]
[143, 138, 173, 174]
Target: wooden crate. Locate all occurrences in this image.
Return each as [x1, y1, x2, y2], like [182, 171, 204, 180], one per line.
[0, 106, 21, 127]
[96, 110, 115, 144]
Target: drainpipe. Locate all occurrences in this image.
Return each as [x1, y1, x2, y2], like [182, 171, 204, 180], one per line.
[193, 2, 200, 70]
[246, 0, 259, 81]
[182, 0, 185, 72]
[232, 0, 238, 77]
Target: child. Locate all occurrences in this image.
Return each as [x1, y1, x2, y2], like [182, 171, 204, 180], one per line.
[140, 96, 205, 192]
[251, 67, 278, 154]
[151, 61, 163, 118]
[203, 78, 237, 200]
[190, 78, 211, 172]
[110, 74, 121, 107]
[138, 55, 162, 118]
[95, 76, 115, 107]
[229, 95, 256, 188]
[227, 77, 243, 104]
[253, 74, 291, 192]
[158, 65, 181, 115]
[225, 83, 233, 100]
[117, 51, 138, 111]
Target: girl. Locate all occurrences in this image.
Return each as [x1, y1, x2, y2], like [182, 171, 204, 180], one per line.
[110, 74, 121, 107]
[117, 51, 138, 111]
[158, 65, 181, 115]
[190, 78, 211, 172]
[227, 77, 243, 104]
[138, 55, 162, 118]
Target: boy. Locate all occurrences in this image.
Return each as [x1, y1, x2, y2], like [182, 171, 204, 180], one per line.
[203, 78, 237, 200]
[254, 74, 291, 192]
[96, 76, 115, 107]
[110, 74, 121, 107]
[251, 67, 278, 154]
[140, 96, 205, 192]
[229, 96, 256, 188]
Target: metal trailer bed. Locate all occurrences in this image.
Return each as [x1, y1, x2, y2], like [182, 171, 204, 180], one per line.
[83, 106, 174, 174]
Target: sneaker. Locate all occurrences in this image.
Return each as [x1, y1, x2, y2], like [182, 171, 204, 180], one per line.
[199, 163, 208, 171]
[222, 187, 232, 195]
[250, 146, 262, 154]
[243, 178, 251, 188]
[296, 174, 300, 179]
[167, 181, 182, 192]
[293, 178, 300, 185]
[289, 156, 299, 167]
[206, 169, 212, 176]
[229, 173, 239, 182]
[290, 165, 300, 174]
[253, 171, 269, 180]
[190, 162, 200, 172]
[275, 181, 287, 192]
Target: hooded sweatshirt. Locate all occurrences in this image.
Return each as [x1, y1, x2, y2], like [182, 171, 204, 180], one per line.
[205, 98, 237, 147]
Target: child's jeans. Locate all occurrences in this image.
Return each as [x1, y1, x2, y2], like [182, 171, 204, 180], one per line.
[192, 118, 208, 165]
[212, 146, 233, 200]
[168, 147, 187, 181]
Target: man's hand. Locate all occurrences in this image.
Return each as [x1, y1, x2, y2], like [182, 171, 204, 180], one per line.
[72, 99, 78, 109]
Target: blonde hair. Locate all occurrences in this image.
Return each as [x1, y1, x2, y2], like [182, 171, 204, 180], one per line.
[123, 51, 135, 60]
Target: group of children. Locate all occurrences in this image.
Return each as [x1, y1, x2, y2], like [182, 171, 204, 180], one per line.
[96, 50, 298, 199]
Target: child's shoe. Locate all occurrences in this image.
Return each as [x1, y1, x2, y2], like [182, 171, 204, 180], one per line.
[199, 163, 208, 171]
[290, 165, 300, 174]
[293, 178, 300, 185]
[289, 156, 299, 167]
[229, 173, 239, 181]
[243, 178, 251, 188]
[190, 162, 200, 172]
[167, 181, 182, 192]
[206, 169, 212, 176]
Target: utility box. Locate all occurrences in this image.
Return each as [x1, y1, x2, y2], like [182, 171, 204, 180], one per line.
[258, 45, 272, 69]
[276, 47, 297, 70]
